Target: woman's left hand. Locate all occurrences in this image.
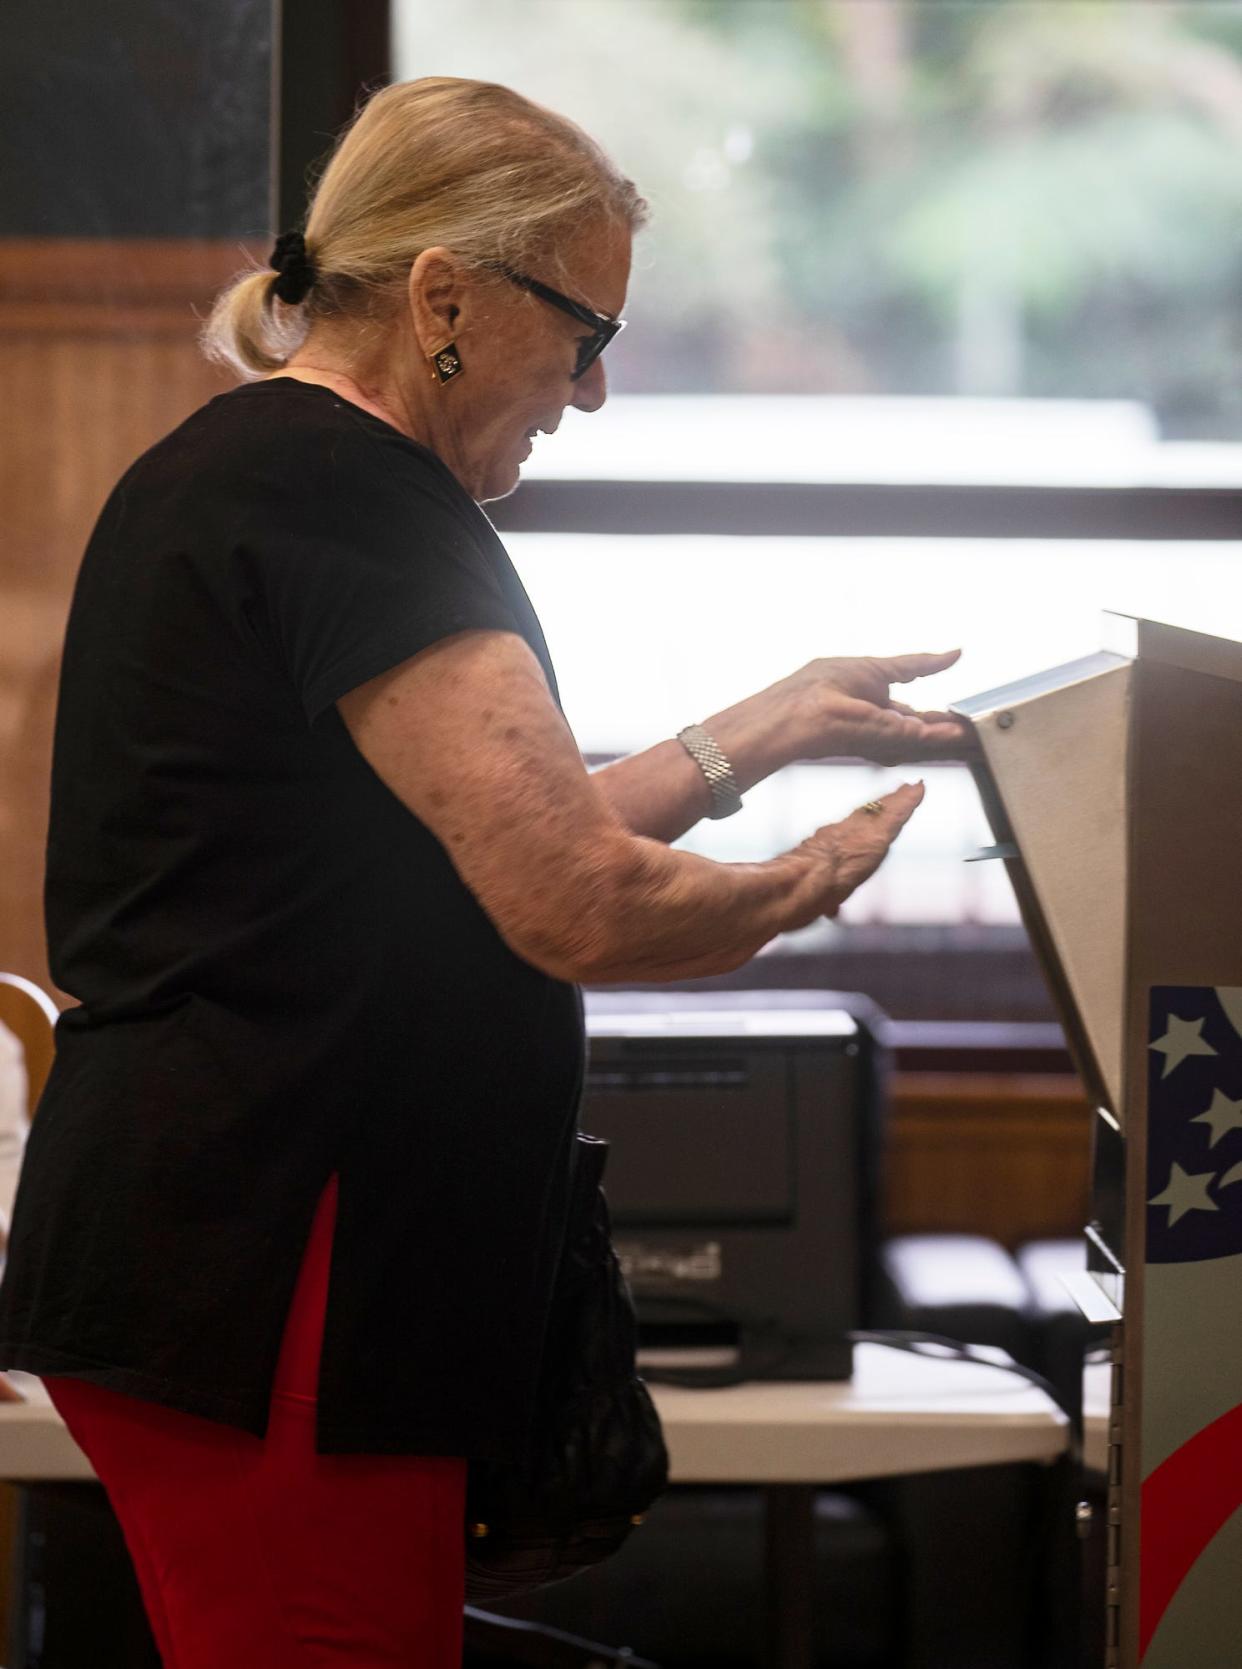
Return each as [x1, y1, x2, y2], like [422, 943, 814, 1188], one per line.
[750, 648, 977, 765]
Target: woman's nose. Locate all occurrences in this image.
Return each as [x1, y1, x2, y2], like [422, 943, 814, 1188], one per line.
[571, 358, 608, 414]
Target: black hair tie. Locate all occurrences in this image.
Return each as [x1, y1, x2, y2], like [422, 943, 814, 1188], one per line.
[269, 231, 316, 305]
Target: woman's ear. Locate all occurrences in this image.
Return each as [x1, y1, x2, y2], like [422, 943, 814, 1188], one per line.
[407, 247, 464, 353]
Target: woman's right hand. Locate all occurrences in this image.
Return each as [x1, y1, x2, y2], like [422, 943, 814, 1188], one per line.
[795, 780, 924, 920]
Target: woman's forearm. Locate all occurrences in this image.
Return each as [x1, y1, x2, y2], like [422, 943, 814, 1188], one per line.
[519, 833, 823, 985]
[529, 774, 920, 985]
[591, 693, 800, 843]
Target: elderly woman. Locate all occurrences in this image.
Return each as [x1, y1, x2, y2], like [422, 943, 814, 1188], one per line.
[0, 77, 966, 1669]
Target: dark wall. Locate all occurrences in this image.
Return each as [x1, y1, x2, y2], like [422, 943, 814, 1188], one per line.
[0, 0, 272, 237]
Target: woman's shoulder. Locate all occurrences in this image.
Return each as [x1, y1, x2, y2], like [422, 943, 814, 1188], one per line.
[95, 381, 491, 573]
[125, 380, 459, 510]
[203, 381, 463, 496]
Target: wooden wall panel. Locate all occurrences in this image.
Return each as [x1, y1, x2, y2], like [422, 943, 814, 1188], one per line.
[0, 239, 253, 993]
[884, 1072, 1093, 1249]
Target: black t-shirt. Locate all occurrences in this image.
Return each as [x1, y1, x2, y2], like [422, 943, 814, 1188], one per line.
[0, 379, 586, 1458]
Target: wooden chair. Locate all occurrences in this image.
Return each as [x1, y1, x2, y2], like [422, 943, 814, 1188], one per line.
[0, 974, 57, 1655]
[0, 974, 58, 1113]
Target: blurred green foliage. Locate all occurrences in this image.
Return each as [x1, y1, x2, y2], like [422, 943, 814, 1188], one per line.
[396, 0, 1242, 435]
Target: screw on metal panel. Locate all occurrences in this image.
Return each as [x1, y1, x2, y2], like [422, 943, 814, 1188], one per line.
[1076, 1500, 1094, 1538]
[996, 710, 1016, 730]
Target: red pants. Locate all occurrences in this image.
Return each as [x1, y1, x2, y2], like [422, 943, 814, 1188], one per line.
[45, 1176, 467, 1668]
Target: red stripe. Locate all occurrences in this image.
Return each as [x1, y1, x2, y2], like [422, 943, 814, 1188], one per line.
[1140, 1398, 1242, 1659]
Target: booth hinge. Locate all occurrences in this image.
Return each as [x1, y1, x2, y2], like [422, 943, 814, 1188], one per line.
[1104, 1324, 1124, 1667]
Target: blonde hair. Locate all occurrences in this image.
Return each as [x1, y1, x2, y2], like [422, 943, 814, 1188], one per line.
[202, 77, 648, 378]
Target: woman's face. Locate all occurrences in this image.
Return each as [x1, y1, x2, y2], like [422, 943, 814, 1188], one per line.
[412, 219, 633, 503]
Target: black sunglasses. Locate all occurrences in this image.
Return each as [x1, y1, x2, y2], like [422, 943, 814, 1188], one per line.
[488, 262, 625, 380]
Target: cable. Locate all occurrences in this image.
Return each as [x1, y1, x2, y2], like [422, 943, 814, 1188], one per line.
[640, 1345, 796, 1390]
[638, 1300, 1091, 1510]
[634, 1292, 807, 1388]
[847, 1327, 1080, 1458]
[640, 1306, 1085, 1447]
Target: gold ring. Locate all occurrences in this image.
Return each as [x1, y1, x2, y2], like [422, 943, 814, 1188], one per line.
[860, 800, 883, 815]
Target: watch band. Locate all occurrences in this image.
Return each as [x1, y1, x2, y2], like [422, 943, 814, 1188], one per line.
[676, 724, 743, 820]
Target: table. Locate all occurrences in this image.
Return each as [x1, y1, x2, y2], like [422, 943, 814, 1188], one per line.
[652, 1340, 1069, 1481]
[0, 1344, 1070, 1669]
[651, 1343, 1070, 1669]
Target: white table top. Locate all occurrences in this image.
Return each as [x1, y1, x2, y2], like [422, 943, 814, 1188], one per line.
[651, 1342, 1069, 1483]
[0, 1344, 1069, 1487]
[0, 1375, 92, 1481]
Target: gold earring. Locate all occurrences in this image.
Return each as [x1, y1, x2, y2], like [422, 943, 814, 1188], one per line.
[429, 341, 463, 384]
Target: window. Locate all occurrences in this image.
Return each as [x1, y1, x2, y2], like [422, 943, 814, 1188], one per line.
[396, 0, 1242, 427]
[394, 0, 1242, 1013]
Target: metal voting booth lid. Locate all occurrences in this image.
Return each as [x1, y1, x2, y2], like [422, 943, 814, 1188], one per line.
[952, 613, 1242, 720]
[949, 614, 1242, 1123]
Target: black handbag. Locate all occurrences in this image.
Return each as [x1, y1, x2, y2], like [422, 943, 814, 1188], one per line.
[464, 1131, 669, 1602]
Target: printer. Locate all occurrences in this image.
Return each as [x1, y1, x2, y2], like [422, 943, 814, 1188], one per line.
[582, 989, 886, 1381]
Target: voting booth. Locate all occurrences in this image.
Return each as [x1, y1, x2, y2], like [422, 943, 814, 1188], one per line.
[952, 615, 1242, 1668]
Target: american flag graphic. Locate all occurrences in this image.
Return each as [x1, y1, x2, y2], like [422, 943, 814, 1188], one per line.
[1139, 985, 1242, 1667]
